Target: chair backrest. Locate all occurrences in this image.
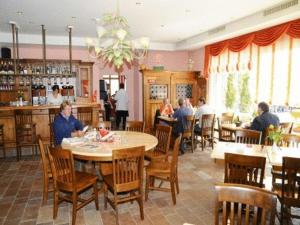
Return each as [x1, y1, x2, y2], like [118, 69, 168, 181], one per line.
[126, 121, 145, 133]
[48, 108, 61, 124]
[281, 157, 300, 208]
[98, 121, 112, 131]
[183, 115, 195, 138]
[215, 183, 277, 225]
[0, 124, 4, 143]
[221, 112, 234, 118]
[201, 114, 215, 136]
[37, 135, 51, 177]
[171, 135, 182, 175]
[224, 153, 266, 188]
[280, 134, 300, 148]
[155, 124, 172, 155]
[48, 147, 75, 191]
[235, 129, 262, 145]
[15, 109, 33, 126]
[112, 146, 145, 193]
[77, 107, 93, 126]
[218, 115, 233, 139]
[279, 122, 293, 134]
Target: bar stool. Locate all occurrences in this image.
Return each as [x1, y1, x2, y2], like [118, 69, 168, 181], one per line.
[48, 108, 61, 147]
[77, 107, 93, 126]
[0, 124, 5, 158]
[15, 110, 37, 160]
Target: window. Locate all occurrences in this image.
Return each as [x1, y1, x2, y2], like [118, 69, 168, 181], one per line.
[208, 34, 300, 115]
[103, 75, 120, 96]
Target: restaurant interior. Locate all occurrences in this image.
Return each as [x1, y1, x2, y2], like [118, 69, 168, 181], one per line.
[0, 0, 300, 224]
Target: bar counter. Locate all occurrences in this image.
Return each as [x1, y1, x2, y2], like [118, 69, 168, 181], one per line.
[0, 103, 101, 151]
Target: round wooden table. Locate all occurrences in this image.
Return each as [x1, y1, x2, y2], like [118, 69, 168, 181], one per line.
[62, 131, 158, 161]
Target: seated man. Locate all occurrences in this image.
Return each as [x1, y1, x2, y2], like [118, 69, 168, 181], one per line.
[183, 98, 194, 116]
[172, 98, 189, 154]
[194, 97, 213, 133]
[250, 101, 279, 133]
[160, 98, 174, 116]
[53, 100, 84, 146]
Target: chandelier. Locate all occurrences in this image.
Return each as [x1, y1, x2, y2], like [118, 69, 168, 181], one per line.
[86, 2, 150, 70]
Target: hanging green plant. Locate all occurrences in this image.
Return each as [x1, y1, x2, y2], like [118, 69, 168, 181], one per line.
[239, 73, 251, 112]
[225, 73, 236, 109]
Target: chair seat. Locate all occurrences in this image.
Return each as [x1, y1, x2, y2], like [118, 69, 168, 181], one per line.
[146, 162, 172, 179]
[219, 136, 235, 142]
[60, 171, 98, 192]
[145, 150, 166, 160]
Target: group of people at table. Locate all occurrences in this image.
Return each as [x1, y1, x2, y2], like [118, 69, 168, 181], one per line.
[159, 96, 280, 153]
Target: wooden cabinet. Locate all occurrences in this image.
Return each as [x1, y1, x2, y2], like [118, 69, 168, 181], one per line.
[141, 70, 204, 128]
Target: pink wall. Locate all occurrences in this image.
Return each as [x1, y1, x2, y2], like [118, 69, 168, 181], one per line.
[16, 45, 204, 120]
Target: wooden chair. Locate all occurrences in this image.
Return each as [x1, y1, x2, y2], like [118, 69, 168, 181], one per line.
[222, 112, 234, 117]
[272, 157, 300, 224]
[214, 183, 277, 225]
[271, 134, 300, 192]
[0, 124, 5, 158]
[279, 122, 293, 134]
[145, 124, 172, 161]
[182, 115, 195, 152]
[224, 153, 266, 188]
[48, 147, 99, 225]
[235, 129, 262, 145]
[15, 109, 37, 160]
[37, 135, 53, 204]
[218, 115, 235, 142]
[198, 114, 215, 151]
[103, 146, 145, 225]
[98, 121, 112, 130]
[126, 120, 145, 133]
[48, 108, 61, 147]
[77, 107, 93, 127]
[145, 135, 181, 205]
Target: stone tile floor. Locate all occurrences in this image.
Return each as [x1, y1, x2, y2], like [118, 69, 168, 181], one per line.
[0, 146, 288, 225]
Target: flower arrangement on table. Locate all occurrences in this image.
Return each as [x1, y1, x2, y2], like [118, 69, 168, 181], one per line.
[267, 124, 282, 146]
[16, 90, 24, 100]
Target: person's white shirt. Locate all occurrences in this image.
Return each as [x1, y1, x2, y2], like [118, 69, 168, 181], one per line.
[47, 93, 63, 105]
[194, 104, 213, 127]
[114, 89, 129, 111]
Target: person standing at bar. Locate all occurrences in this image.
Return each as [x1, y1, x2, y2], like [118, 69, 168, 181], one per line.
[114, 83, 129, 130]
[47, 85, 63, 105]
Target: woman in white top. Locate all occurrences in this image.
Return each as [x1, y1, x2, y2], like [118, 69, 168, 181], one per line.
[47, 85, 63, 105]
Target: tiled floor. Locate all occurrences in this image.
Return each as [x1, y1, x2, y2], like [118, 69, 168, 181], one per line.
[0, 145, 284, 225]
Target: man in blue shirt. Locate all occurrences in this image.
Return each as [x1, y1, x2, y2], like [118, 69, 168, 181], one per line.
[53, 101, 84, 146]
[173, 98, 189, 154]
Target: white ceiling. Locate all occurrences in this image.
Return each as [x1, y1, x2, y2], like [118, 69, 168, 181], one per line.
[0, 0, 299, 49]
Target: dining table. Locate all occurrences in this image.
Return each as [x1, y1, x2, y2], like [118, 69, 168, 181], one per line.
[62, 131, 158, 162]
[211, 141, 300, 166]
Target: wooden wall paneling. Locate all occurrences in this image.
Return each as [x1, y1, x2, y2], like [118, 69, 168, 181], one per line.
[32, 109, 50, 142]
[0, 111, 16, 149]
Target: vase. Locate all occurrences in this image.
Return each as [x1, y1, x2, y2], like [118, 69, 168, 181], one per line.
[272, 142, 280, 153]
[19, 97, 23, 106]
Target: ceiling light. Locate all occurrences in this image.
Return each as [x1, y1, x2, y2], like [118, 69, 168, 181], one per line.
[86, 0, 149, 70]
[160, 25, 165, 28]
[185, 9, 191, 13]
[71, 16, 77, 19]
[16, 11, 23, 15]
[136, 2, 142, 5]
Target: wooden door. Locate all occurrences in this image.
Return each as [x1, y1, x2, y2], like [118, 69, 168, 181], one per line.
[142, 70, 171, 128]
[170, 72, 198, 107]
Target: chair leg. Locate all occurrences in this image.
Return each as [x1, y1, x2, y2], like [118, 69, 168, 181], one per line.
[71, 193, 77, 225]
[201, 136, 204, 151]
[53, 190, 59, 219]
[170, 180, 176, 205]
[175, 172, 179, 194]
[138, 189, 144, 220]
[104, 184, 108, 209]
[42, 176, 49, 205]
[191, 136, 194, 153]
[145, 174, 149, 201]
[93, 183, 99, 210]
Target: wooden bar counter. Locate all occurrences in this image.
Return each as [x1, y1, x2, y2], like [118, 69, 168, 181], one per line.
[0, 103, 101, 150]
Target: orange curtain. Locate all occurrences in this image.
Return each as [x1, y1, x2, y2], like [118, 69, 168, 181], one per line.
[204, 18, 300, 77]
